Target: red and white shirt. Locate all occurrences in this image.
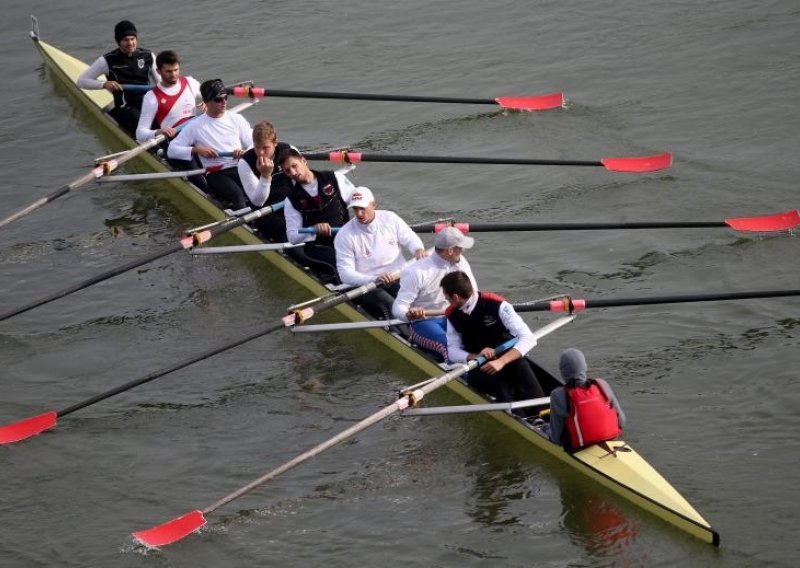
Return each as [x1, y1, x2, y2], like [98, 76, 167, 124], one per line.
[135, 76, 201, 142]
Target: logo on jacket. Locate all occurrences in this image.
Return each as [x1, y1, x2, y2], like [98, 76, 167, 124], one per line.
[482, 316, 498, 326]
[322, 183, 334, 196]
[137, 58, 145, 69]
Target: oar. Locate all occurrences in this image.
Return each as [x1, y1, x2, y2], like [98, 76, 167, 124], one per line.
[94, 166, 223, 183]
[130, 314, 574, 548]
[411, 210, 800, 234]
[300, 210, 800, 237]
[120, 84, 155, 92]
[189, 243, 304, 255]
[291, 319, 407, 332]
[228, 85, 564, 111]
[401, 396, 551, 417]
[0, 203, 283, 324]
[511, 289, 800, 314]
[0, 274, 399, 445]
[304, 150, 673, 173]
[0, 101, 256, 230]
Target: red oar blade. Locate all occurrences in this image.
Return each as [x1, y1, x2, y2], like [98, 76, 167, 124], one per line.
[495, 92, 564, 111]
[600, 152, 673, 172]
[725, 209, 800, 232]
[132, 510, 207, 548]
[0, 411, 57, 444]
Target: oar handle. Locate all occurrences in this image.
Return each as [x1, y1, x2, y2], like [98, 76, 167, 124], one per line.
[121, 83, 155, 92]
[299, 227, 340, 235]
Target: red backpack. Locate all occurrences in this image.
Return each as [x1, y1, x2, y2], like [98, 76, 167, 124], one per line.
[566, 380, 622, 448]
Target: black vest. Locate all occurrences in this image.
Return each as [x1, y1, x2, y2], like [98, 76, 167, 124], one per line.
[103, 47, 154, 109]
[241, 143, 292, 206]
[446, 293, 513, 353]
[287, 170, 349, 245]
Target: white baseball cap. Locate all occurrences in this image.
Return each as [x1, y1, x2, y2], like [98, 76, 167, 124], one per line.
[347, 186, 375, 209]
[434, 226, 474, 249]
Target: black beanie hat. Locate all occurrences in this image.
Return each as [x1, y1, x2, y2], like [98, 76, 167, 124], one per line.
[200, 79, 226, 102]
[114, 20, 138, 42]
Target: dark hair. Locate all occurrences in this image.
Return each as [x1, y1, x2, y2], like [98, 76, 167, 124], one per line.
[277, 147, 304, 167]
[440, 271, 473, 298]
[155, 50, 180, 69]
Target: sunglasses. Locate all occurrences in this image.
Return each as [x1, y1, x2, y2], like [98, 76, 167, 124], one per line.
[212, 95, 228, 103]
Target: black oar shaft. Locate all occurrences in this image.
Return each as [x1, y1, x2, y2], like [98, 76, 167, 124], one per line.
[513, 289, 800, 312]
[55, 278, 388, 419]
[412, 221, 728, 232]
[0, 242, 184, 323]
[0, 171, 99, 228]
[304, 152, 601, 167]
[0, 205, 280, 324]
[56, 320, 286, 417]
[261, 89, 496, 106]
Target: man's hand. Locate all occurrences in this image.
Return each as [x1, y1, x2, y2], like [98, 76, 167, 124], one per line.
[193, 145, 219, 159]
[103, 80, 123, 93]
[480, 359, 506, 376]
[315, 222, 333, 237]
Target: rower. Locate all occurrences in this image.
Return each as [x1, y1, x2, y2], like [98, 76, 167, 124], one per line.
[391, 226, 478, 361]
[77, 20, 159, 138]
[167, 79, 253, 210]
[441, 270, 545, 412]
[237, 121, 295, 243]
[333, 186, 427, 319]
[547, 348, 626, 450]
[135, 50, 207, 190]
[279, 148, 359, 282]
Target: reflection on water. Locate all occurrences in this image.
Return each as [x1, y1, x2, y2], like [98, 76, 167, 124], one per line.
[465, 459, 532, 527]
[560, 481, 643, 561]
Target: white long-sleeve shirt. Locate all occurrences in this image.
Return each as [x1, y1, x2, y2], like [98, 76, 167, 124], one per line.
[77, 55, 160, 90]
[135, 76, 202, 142]
[167, 111, 253, 169]
[445, 293, 537, 363]
[237, 145, 299, 207]
[334, 210, 425, 286]
[283, 173, 358, 244]
[391, 252, 477, 320]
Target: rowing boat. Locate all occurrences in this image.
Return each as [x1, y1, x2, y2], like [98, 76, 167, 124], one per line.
[29, 20, 719, 547]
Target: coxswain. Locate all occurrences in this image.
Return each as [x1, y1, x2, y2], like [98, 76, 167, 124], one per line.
[548, 348, 626, 450]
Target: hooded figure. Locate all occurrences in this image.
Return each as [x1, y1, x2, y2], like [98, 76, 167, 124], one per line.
[560, 347, 588, 386]
[547, 348, 626, 449]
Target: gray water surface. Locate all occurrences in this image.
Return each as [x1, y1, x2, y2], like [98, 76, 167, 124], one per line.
[1, 1, 798, 566]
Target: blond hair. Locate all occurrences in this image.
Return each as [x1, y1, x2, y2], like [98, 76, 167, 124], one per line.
[252, 121, 277, 146]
